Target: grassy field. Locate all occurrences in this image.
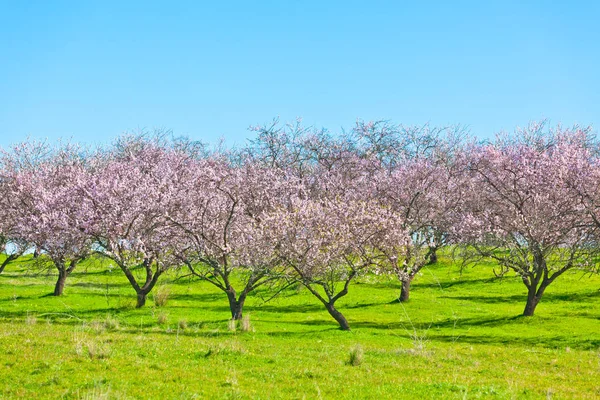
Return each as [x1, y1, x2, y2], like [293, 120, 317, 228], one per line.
[1, 254, 599, 399]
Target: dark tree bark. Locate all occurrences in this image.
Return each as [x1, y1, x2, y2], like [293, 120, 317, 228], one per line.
[324, 302, 350, 331]
[118, 258, 162, 308]
[427, 247, 438, 264]
[393, 254, 425, 302]
[0, 254, 18, 274]
[399, 277, 413, 302]
[53, 260, 77, 296]
[523, 293, 540, 316]
[181, 258, 270, 321]
[226, 288, 248, 320]
[132, 282, 160, 308]
[519, 250, 556, 316]
[473, 243, 573, 317]
[522, 279, 549, 317]
[136, 291, 147, 308]
[301, 274, 354, 331]
[54, 270, 68, 296]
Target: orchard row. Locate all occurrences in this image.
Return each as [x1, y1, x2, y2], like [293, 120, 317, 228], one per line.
[1, 120, 598, 330]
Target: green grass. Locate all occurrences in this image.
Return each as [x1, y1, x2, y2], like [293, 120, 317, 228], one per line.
[1, 254, 600, 399]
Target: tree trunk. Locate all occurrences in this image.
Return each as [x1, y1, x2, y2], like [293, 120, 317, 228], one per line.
[0, 254, 18, 274]
[324, 302, 351, 331]
[523, 291, 540, 316]
[53, 259, 77, 296]
[399, 276, 413, 302]
[523, 280, 549, 317]
[226, 290, 247, 320]
[118, 259, 162, 308]
[428, 247, 438, 264]
[136, 291, 147, 308]
[54, 269, 69, 296]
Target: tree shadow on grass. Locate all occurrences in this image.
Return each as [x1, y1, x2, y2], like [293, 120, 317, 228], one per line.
[344, 302, 387, 309]
[252, 303, 324, 314]
[0, 305, 147, 325]
[412, 277, 501, 290]
[0, 281, 132, 291]
[427, 333, 600, 350]
[0, 310, 341, 338]
[165, 302, 325, 315]
[71, 281, 132, 289]
[251, 301, 386, 314]
[169, 293, 226, 303]
[0, 293, 44, 302]
[0, 290, 136, 301]
[115, 324, 341, 339]
[0, 282, 56, 288]
[350, 315, 600, 350]
[356, 277, 499, 291]
[566, 311, 600, 320]
[441, 290, 600, 305]
[168, 304, 236, 315]
[261, 329, 342, 337]
[2, 309, 596, 349]
[237, 314, 550, 341]
[69, 270, 117, 277]
[271, 314, 524, 333]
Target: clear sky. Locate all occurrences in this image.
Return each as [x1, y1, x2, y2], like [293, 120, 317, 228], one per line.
[0, 0, 598, 148]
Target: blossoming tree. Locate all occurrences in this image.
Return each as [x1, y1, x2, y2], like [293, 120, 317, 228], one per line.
[168, 157, 292, 320]
[457, 124, 598, 316]
[1, 141, 91, 294]
[81, 136, 186, 307]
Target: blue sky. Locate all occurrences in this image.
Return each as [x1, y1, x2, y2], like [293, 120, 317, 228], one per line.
[0, 0, 598, 148]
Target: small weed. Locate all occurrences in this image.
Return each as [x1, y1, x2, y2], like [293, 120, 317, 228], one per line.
[88, 320, 105, 333]
[409, 328, 430, 354]
[153, 285, 171, 307]
[87, 341, 111, 360]
[178, 319, 188, 330]
[25, 313, 37, 325]
[80, 386, 112, 400]
[224, 369, 241, 399]
[116, 297, 135, 310]
[74, 337, 111, 360]
[226, 315, 253, 333]
[400, 305, 431, 356]
[204, 342, 247, 358]
[347, 345, 364, 366]
[103, 315, 119, 331]
[240, 314, 253, 332]
[227, 319, 237, 332]
[157, 311, 168, 325]
[88, 315, 119, 332]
